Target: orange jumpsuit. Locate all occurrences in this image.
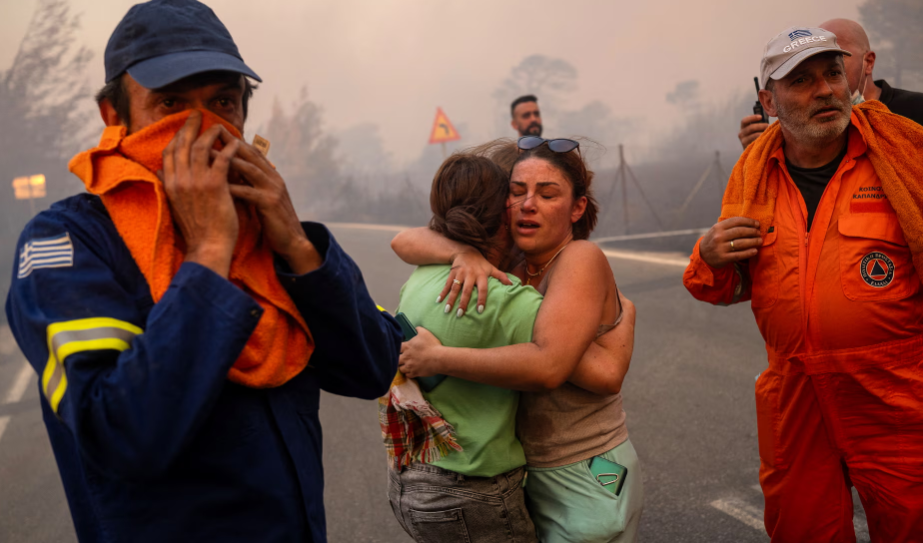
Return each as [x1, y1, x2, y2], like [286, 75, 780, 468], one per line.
[684, 120, 923, 542]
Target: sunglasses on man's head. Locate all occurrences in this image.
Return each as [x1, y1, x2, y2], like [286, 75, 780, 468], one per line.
[517, 136, 579, 153]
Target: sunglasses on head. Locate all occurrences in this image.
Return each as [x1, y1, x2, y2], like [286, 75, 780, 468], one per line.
[517, 136, 579, 153]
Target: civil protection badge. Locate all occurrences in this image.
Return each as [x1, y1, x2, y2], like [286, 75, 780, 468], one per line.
[860, 252, 894, 288]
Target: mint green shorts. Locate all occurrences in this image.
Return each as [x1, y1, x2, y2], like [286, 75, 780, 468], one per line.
[524, 439, 643, 543]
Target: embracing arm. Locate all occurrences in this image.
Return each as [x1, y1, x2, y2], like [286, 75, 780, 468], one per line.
[391, 227, 467, 265]
[391, 227, 512, 311]
[400, 241, 607, 391]
[567, 293, 635, 395]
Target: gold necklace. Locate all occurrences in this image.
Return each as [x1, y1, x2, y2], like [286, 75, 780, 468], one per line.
[525, 243, 569, 286]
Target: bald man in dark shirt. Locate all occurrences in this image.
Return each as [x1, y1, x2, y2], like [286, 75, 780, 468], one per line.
[739, 18, 923, 148]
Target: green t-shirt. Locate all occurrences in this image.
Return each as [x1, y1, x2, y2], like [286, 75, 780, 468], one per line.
[396, 265, 543, 477]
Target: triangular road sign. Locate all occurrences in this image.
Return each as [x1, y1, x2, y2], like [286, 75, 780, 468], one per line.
[428, 107, 461, 144]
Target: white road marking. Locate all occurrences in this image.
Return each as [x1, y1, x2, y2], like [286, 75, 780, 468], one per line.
[327, 222, 410, 233]
[0, 324, 17, 355]
[4, 361, 33, 405]
[710, 497, 765, 531]
[326, 222, 694, 268]
[0, 361, 34, 445]
[715, 486, 870, 542]
[601, 249, 690, 267]
[0, 416, 10, 444]
[593, 228, 709, 243]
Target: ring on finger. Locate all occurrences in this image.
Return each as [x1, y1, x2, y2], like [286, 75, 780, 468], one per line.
[730, 240, 735, 251]
[453, 279, 462, 285]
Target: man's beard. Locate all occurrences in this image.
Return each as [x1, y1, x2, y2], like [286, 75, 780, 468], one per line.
[523, 122, 542, 137]
[776, 92, 851, 145]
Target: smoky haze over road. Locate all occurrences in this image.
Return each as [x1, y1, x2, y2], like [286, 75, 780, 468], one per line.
[1, 0, 864, 165]
[0, 1, 915, 540]
[4, 0, 905, 280]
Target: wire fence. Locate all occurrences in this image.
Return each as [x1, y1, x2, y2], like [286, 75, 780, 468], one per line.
[315, 144, 736, 252]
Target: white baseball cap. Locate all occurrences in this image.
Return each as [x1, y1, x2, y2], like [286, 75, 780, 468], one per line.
[760, 27, 851, 89]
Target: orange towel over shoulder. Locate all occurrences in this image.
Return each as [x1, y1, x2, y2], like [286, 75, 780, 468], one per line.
[69, 109, 313, 388]
[721, 100, 923, 281]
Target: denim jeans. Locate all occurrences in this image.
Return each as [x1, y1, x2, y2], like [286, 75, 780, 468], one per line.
[388, 462, 538, 543]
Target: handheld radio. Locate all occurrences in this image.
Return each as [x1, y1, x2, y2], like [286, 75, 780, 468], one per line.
[753, 77, 769, 124]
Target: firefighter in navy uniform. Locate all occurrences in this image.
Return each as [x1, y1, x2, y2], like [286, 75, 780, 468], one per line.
[4, 1, 401, 542]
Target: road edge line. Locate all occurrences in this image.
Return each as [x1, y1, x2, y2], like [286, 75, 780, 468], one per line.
[600, 249, 690, 267]
[0, 415, 10, 444]
[326, 223, 411, 233]
[4, 361, 33, 405]
[709, 497, 765, 531]
[325, 222, 692, 268]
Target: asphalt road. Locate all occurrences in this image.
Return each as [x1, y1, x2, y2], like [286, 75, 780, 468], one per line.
[0, 224, 870, 542]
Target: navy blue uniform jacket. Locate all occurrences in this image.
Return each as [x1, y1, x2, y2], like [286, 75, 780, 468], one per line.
[5, 194, 401, 543]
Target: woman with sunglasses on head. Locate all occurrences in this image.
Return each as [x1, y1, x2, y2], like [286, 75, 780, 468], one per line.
[393, 137, 642, 543]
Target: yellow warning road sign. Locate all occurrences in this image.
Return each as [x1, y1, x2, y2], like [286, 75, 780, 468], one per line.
[12, 177, 30, 200]
[30, 174, 46, 198]
[428, 107, 461, 144]
[12, 174, 45, 200]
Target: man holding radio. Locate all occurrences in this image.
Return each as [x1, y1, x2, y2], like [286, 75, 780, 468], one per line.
[686, 26, 923, 542]
[738, 18, 923, 148]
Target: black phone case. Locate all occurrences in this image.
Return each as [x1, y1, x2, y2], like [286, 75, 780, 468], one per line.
[395, 313, 417, 340]
[395, 312, 446, 392]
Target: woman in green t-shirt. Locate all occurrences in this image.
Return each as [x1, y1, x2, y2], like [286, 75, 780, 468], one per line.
[394, 138, 641, 543]
[388, 148, 633, 543]
[388, 152, 537, 542]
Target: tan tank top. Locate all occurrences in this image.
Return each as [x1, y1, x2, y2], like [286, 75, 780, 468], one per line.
[516, 262, 629, 468]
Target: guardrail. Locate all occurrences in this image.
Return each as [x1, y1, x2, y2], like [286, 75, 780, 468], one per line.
[592, 228, 709, 244]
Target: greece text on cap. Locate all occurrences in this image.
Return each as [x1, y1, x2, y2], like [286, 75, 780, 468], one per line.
[783, 35, 828, 53]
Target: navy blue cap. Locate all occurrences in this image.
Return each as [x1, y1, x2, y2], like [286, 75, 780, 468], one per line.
[104, 0, 261, 89]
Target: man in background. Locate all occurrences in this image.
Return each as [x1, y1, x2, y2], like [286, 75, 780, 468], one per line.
[510, 94, 543, 137]
[738, 18, 923, 147]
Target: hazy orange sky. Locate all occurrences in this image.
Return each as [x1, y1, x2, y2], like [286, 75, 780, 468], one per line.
[2, 0, 863, 164]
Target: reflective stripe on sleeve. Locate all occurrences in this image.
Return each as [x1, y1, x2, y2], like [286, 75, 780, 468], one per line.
[42, 318, 143, 413]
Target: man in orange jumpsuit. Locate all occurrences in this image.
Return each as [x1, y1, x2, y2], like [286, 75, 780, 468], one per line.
[684, 27, 923, 542]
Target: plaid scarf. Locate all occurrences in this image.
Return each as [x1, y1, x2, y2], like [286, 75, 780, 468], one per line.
[378, 371, 462, 471]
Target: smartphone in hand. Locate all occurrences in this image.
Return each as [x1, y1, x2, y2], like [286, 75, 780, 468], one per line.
[395, 312, 446, 392]
[395, 312, 417, 340]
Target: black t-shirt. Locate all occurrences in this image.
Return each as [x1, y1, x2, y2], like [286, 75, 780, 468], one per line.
[876, 79, 923, 126]
[786, 143, 848, 231]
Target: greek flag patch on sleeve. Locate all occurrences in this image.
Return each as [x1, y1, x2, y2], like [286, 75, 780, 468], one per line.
[18, 233, 74, 279]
